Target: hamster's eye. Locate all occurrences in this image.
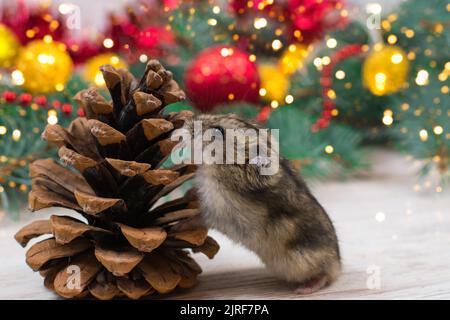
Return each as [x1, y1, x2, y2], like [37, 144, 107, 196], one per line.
[211, 126, 225, 136]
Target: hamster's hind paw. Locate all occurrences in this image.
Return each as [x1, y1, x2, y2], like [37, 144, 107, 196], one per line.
[295, 275, 328, 295]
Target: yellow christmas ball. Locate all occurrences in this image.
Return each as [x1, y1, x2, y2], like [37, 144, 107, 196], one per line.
[0, 24, 21, 68]
[15, 39, 73, 93]
[362, 45, 409, 96]
[279, 43, 309, 75]
[84, 53, 127, 86]
[258, 63, 289, 103]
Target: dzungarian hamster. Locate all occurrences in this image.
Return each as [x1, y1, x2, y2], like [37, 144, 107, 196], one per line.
[178, 114, 341, 294]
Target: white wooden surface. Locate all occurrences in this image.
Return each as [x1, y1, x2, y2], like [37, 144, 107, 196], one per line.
[1, 150, 449, 300]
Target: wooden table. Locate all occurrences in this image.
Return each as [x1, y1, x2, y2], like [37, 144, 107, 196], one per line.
[1, 150, 449, 299]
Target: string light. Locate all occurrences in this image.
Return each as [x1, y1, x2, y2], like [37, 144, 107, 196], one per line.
[139, 54, 148, 63]
[326, 38, 337, 49]
[391, 53, 403, 64]
[26, 29, 35, 39]
[375, 72, 387, 91]
[11, 70, 25, 85]
[55, 83, 64, 91]
[313, 57, 322, 68]
[382, 20, 391, 31]
[335, 70, 345, 79]
[110, 56, 119, 64]
[382, 109, 394, 126]
[327, 89, 336, 100]
[37, 53, 56, 65]
[324, 145, 334, 154]
[271, 39, 282, 51]
[405, 29, 415, 38]
[321, 56, 331, 65]
[270, 100, 279, 108]
[212, 6, 220, 14]
[103, 38, 114, 48]
[220, 48, 233, 57]
[47, 109, 58, 125]
[433, 126, 443, 135]
[438, 72, 448, 81]
[387, 34, 397, 44]
[12, 129, 21, 141]
[388, 14, 398, 22]
[94, 73, 104, 86]
[0, 126, 7, 135]
[415, 70, 429, 86]
[254, 17, 267, 29]
[285, 95, 294, 104]
[419, 129, 428, 141]
[259, 88, 267, 97]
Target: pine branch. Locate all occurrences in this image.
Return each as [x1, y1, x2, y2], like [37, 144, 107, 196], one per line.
[0, 75, 87, 217]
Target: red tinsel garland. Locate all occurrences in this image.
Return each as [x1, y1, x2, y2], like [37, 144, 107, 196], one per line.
[311, 43, 363, 131]
[1, 90, 84, 117]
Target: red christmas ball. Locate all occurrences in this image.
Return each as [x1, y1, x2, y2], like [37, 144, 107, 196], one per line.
[185, 46, 260, 112]
[3, 91, 16, 102]
[62, 103, 72, 115]
[288, 0, 345, 43]
[52, 100, 61, 109]
[77, 107, 86, 117]
[19, 93, 32, 104]
[35, 95, 47, 106]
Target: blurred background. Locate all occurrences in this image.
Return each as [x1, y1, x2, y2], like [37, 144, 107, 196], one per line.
[0, 0, 448, 220]
[15, 0, 404, 31]
[0, 0, 449, 300]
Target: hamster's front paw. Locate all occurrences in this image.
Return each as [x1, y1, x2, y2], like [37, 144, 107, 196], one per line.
[295, 275, 328, 295]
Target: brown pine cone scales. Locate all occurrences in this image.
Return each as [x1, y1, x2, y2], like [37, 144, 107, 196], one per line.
[14, 60, 219, 300]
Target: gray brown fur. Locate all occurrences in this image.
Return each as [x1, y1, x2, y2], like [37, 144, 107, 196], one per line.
[183, 114, 341, 287]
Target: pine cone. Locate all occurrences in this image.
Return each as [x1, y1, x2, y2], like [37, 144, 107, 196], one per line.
[14, 60, 219, 300]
